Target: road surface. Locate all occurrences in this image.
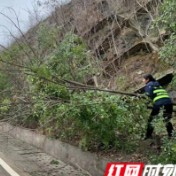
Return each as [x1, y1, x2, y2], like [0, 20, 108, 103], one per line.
[0, 133, 89, 176]
[0, 152, 30, 176]
[0, 165, 11, 176]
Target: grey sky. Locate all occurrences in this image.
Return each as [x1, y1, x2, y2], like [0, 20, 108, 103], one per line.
[0, 0, 70, 47]
[0, 0, 34, 46]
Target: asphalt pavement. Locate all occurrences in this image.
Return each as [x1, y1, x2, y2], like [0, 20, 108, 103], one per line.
[0, 133, 89, 176]
[0, 165, 11, 176]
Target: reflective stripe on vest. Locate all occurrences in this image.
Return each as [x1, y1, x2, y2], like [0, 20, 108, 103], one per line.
[153, 87, 169, 103]
[153, 89, 166, 93]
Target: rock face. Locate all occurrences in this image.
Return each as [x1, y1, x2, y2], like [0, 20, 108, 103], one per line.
[23, 0, 168, 90]
[169, 91, 176, 103]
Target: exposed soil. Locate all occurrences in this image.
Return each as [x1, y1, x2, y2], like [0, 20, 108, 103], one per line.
[102, 53, 170, 92]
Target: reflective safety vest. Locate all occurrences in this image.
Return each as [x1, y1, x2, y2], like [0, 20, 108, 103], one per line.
[153, 86, 170, 103]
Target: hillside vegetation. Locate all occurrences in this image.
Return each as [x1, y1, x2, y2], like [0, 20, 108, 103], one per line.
[0, 0, 176, 164]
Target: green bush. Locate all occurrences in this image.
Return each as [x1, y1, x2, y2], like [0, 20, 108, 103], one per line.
[151, 137, 176, 164]
[37, 91, 149, 151]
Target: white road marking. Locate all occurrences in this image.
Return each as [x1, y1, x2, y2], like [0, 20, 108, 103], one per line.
[0, 158, 20, 176]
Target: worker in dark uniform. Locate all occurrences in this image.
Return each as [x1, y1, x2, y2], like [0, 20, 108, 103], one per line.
[143, 74, 174, 139]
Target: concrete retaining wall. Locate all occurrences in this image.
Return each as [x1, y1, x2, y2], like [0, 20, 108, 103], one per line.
[0, 123, 112, 176]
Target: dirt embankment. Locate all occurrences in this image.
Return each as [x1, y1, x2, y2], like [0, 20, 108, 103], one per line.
[22, 0, 169, 91]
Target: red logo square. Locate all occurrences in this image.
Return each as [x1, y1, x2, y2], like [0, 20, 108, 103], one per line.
[104, 163, 144, 176]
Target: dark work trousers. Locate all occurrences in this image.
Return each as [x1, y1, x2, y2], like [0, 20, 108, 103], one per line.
[146, 104, 174, 137]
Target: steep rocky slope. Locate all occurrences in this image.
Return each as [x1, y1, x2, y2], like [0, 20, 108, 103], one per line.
[22, 0, 168, 92]
[1, 0, 175, 166]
